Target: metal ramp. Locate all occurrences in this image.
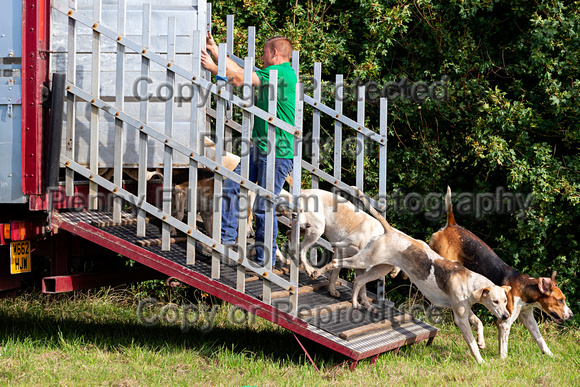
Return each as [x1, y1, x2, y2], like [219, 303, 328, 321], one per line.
[46, 0, 438, 366]
[51, 210, 437, 365]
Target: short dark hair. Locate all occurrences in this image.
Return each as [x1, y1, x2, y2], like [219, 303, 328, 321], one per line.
[265, 36, 293, 60]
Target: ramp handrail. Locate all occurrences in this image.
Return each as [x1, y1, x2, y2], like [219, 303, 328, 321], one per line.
[51, 0, 391, 312]
[52, 0, 302, 312]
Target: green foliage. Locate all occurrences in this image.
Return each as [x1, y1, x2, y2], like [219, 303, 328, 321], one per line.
[2, 294, 580, 384]
[211, 0, 579, 313]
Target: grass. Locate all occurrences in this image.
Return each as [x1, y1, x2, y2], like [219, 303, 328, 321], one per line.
[1, 289, 579, 386]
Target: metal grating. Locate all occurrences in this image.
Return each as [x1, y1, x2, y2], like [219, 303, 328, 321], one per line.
[53, 210, 438, 360]
[307, 319, 437, 355]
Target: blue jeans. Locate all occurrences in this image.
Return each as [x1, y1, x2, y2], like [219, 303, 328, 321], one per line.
[221, 146, 293, 266]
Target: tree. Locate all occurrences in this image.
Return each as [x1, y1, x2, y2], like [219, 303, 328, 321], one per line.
[210, 0, 579, 319]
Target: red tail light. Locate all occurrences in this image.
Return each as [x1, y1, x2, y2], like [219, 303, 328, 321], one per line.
[1, 221, 45, 243]
[0, 224, 7, 245]
[11, 221, 27, 241]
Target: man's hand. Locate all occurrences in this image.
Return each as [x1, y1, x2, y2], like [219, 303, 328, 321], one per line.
[200, 49, 217, 74]
[206, 32, 218, 58]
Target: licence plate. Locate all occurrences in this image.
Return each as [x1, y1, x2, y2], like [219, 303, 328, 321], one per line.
[10, 240, 31, 274]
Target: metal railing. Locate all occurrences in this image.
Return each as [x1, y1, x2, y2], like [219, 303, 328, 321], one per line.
[51, 0, 389, 315]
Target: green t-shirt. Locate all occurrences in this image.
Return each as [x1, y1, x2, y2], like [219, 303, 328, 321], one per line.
[253, 62, 297, 159]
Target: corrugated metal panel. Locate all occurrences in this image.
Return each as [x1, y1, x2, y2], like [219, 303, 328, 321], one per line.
[0, 0, 25, 204]
[51, 0, 201, 168]
[0, 0, 22, 57]
[0, 103, 26, 204]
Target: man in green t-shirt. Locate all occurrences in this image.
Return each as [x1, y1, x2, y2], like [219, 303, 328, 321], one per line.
[201, 33, 296, 267]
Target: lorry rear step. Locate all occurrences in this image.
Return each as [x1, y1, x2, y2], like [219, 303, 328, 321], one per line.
[51, 210, 438, 365]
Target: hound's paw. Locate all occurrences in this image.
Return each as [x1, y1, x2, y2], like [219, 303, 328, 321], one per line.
[328, 288, 340, 298]
[389, 267, 401, 278]
[366, 305, 379, 315]
[310, 270, 322, 279]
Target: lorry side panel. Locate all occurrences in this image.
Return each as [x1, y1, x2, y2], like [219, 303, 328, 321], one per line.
[0, 0, 26, 203]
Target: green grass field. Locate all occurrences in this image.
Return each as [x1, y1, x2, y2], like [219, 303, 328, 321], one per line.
[1, 289, 579, 386]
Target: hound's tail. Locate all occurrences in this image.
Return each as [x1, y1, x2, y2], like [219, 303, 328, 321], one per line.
[353, 187, 393, 235]
[204, 136, 216, 148]
[445, 186, 457, 227]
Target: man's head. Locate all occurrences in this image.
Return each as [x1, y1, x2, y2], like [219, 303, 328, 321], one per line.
[262, 36, 293, 67]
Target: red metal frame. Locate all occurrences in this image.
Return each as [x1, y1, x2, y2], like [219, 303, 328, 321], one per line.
[42, 267, 165, 293]
[29, 184, 119, 211]
[21, 0, 51, 197]
[49, 232, 69, 276]
[51, 215, 438, 362]
[292, 333, 321, 372]
[28, 180, 154, 211]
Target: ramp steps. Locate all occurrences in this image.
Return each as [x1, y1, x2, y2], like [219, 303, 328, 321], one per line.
[52, 210, 438, 361]
[136, 236, 187, 247]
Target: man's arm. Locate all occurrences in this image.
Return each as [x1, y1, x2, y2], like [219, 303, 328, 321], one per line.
[205, 32, 219, 58]
[201, 33, 261, 87]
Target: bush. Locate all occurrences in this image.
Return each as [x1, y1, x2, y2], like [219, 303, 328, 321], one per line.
[210, 0, 579, 317]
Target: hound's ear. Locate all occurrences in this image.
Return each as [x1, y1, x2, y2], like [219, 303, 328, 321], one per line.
[472, 286, 491, 302]
[501, 286, 512, 294]
[539, 277, 552, 295]
[551, 270, 557, 282]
